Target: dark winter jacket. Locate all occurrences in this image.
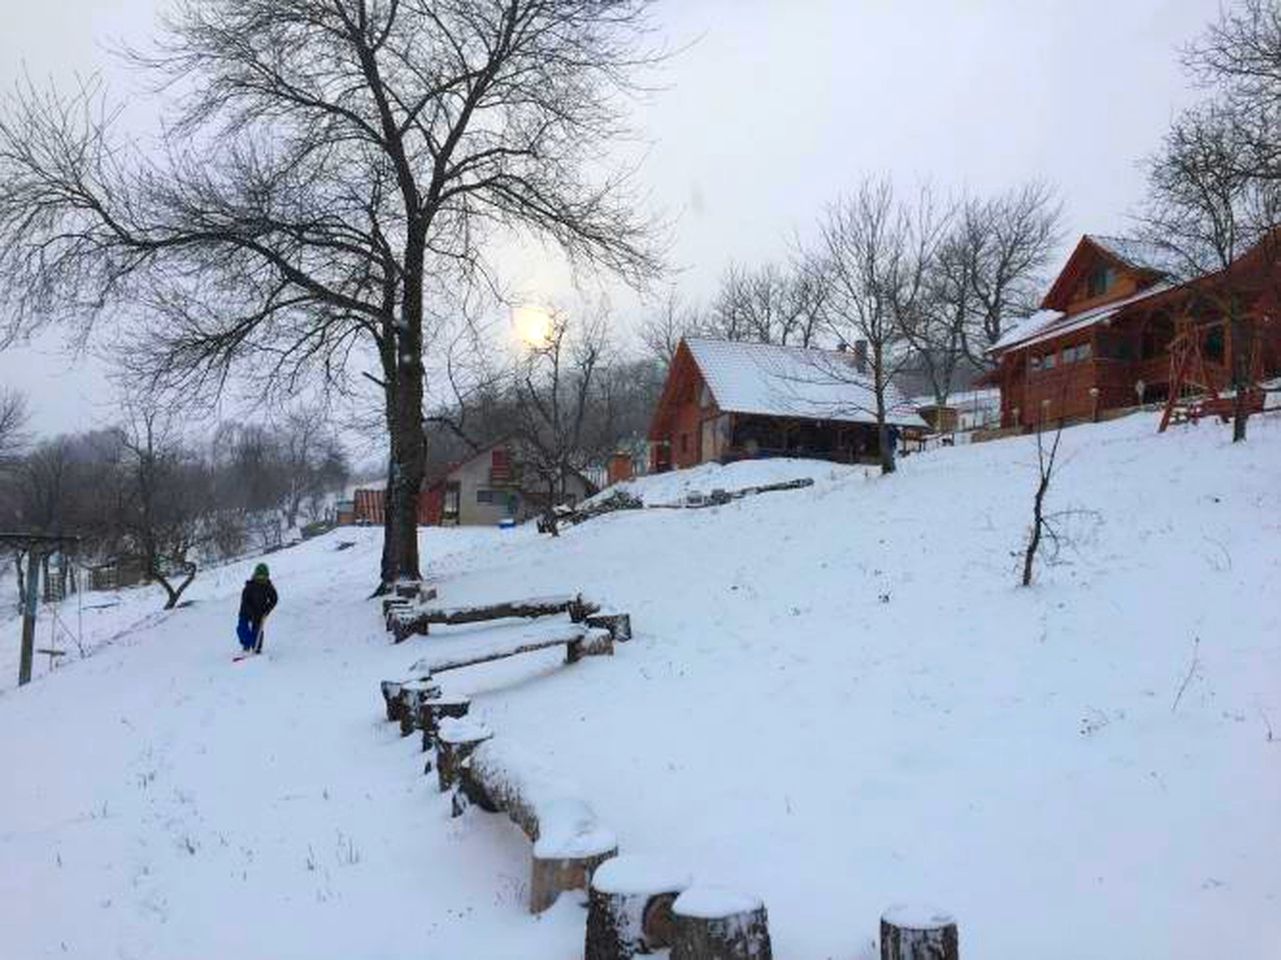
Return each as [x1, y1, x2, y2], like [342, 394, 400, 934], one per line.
[239, 579, 278, 624]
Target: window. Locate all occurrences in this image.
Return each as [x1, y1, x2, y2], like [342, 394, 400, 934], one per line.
[1087, 265, 1115, 298]
[1030, 355, 1043, 371]
[1204, 326, 1225, 362]
[1042, 351, 1057, 370]
[476, 489, 494, 504]
[1062, 343, 1092, 364]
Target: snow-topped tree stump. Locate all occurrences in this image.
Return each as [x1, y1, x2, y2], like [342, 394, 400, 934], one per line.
[586, 856, 692, 960]
[880, 905, 958, 960]
[585, 611, 632, 643]
[435, 718, 493, 792]
[396, 678, 441, 737]
[670, 886, 773, 960]
[417, 693, 471, 752]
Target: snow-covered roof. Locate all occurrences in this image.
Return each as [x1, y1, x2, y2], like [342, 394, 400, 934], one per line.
[1087, 235, 1178, 276]
[990, 282, 1175, 354]
[684, 338, 927, 428]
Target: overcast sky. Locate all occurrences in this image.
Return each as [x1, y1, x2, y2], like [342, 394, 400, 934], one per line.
[0, 0, 1221, 436]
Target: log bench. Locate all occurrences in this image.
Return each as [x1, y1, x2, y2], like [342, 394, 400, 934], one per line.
[450, 737, 619, 914]
[405, 620, 614, 676]
[389, 592, 599, 642]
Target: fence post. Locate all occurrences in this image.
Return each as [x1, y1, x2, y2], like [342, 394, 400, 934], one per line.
[18, 549, 41, 686]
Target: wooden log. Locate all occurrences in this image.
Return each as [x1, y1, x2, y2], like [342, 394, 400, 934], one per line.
[435, 718, 493, 792]
[568, 594, 602, 623]
[566, 627, 613, 664]
[879, 905, 958, 960]
[411, 593, 581, 633]
[417, 693, 471, 752]
[396, 678, 440, 737]
[394, 580, 423, 599]
[413, 626, 613, 675]
[586, 856, 692, 960]
[530, 843, 618, 915]
[381, 595, 412, 618]
[585, 611, 632, 643]
[670, 886, 773, 960]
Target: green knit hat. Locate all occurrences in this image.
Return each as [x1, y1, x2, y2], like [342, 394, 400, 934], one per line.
[253, 563, 270, 579]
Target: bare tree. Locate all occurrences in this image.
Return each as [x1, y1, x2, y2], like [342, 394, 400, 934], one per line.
[1020, 414, 1065, 587]
[638, 289, 702, 366]
[961, 183, 1063, 365]
[1184, 0, 1281, 185]
[812, 178, 944, 474]
[112, 407, 211, 609]
[1139, 0, 1281, 443]
[512, 310, 610, 535]
[0, 0, 663, 590]
[1140, 106, 1281, 443]
[0, 389, 29, 466]
[705, 261, 826, 347]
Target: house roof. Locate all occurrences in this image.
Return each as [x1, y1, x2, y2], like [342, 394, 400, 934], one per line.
[990, 282, 1176, 354]
[1086, 235, 1179, 276]
[683, 338, 927, 428]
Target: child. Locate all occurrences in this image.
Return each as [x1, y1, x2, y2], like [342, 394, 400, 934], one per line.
[236, 563, 278, 655]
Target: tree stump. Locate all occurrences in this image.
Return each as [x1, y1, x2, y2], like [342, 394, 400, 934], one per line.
[436, 718, 493, 792]
[417, 693, 471, 752]
[585, 855, 692, 960]
[529, 842, 618, 914]
[396, 679, 440, 737]
[586, 611, 632, 643]
[379, 681, 403, 723]
[880, 905, 958, 960]
[568, 594, 602, 623]
[670, 886, 773, 960]
[567, 628, 614, 664]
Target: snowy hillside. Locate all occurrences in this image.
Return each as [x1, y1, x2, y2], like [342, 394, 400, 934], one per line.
[2, 410, 1279, 959]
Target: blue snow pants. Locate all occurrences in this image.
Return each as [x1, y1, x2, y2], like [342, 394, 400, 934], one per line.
[237, 617, 260, 651]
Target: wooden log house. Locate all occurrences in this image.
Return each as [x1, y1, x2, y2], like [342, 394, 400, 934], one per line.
[647, 338, 926, 472]
[981, 233, 1281, 430]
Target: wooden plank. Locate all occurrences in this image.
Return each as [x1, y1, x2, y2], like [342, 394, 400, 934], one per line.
[408, 621, 592, 674]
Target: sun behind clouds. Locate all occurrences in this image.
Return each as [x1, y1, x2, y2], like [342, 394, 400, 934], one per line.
[512, 304, 553, 347]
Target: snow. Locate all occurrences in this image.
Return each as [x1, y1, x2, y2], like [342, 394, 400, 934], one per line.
[685, 337, 927, 428]
[673, 885, 764, 918]
[1088, 234, 1180, 276]
[593, 456, 857, 507]
[3, 409, 1280, 959]
[591, 854, 692, 896]
[882, 904, 956, 929]
[437, 716, 492, 744]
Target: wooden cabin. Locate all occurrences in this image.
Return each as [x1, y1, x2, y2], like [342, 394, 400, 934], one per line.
[647, 338, 926, 472]
[983, 234, 1281, 429]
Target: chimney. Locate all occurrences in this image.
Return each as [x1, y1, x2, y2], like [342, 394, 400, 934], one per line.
[853, 339, 868, 373]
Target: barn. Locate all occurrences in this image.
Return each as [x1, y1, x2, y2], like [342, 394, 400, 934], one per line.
[647, 337, 926, 472]
[982, 233, 1281, 430]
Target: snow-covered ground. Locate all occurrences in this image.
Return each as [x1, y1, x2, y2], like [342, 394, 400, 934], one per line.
[2, 410, 1279, 959]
